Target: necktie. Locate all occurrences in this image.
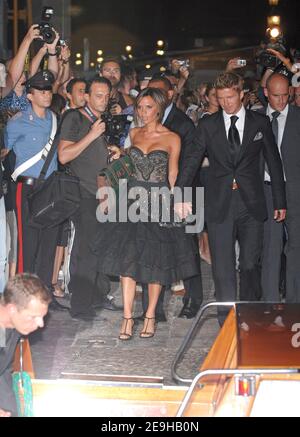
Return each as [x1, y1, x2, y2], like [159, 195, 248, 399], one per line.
[271, 111, 280, 145]
[228, 115, 240, 156]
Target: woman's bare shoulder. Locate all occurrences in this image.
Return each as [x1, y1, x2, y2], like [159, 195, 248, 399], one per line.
[160, 125, 179, 139]
[167, 130, 181, 144]
[130, 126, 141, 139]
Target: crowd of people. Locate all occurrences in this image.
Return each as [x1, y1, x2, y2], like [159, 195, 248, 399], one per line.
[1, 23, 300, 414]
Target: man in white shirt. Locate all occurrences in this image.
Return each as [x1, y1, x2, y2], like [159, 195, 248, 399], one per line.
[176, 72, 286, 324]
[262, 73, 300, 302]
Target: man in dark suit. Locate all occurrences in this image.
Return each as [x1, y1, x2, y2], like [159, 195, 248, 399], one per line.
[262, 73, 300, 303]
[140, 76, 203, 320]
[175, 72, 286, 324]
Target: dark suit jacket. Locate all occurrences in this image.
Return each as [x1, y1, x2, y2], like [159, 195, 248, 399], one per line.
[261, 104, 300, 214]
[163, 104, 196, 170]
[176, 109, 286, 223]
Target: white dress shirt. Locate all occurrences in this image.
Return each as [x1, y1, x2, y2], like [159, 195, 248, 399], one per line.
[162, 102, 173, 124]
[223, 105, 246, 144]
[264, 104, 288, 182]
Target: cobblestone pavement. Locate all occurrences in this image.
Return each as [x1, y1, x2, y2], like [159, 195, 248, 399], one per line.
[30, 261, 220, 386]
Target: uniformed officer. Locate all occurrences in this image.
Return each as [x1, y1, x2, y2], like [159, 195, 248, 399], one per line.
[4, 70, 60, 298]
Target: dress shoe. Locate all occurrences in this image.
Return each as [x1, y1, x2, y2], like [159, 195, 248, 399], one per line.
[178, 298, 201, 319]
[49, 298, 69, 312]
[93, 296, 123, 311]
[69, 309, 97, 321]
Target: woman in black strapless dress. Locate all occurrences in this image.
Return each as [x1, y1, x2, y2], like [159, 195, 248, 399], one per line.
[93, 88, 200, 340]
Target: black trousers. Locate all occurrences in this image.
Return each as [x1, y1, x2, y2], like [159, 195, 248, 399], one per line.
[285, 196, 300, 303]
[69, 197, 110, 315]
[15, 182, 58, 288]
[261, 184, 284, 301]
[207, 190, 263, 323]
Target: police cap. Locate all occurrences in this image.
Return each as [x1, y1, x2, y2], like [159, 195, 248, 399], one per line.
[23, 70, 54, 91]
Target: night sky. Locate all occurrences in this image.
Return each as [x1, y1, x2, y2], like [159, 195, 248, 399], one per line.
[71, 0, 300, 57]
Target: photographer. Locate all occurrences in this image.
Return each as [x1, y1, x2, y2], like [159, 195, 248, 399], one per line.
[0, 25, 41, 99]
[52, 43, 72, 97]
[0, 26, 59, 113]
[170, 59, 190, 98]
[29, 30, 60, 80]
[0, 141, 6, 294]
[258, 45, 299, 106]
[225, 57, 248, 73]
[58, 77, 122, 320]
[100, 58, 134, 115]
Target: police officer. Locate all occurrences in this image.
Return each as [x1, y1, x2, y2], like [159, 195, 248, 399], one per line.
[0, 146, 6, 294]
[4, 70, 60, 302]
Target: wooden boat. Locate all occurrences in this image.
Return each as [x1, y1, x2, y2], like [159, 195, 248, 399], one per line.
[13, 302, 300, 417]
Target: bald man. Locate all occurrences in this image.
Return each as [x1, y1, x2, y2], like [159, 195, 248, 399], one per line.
[262, 73, 300, 303]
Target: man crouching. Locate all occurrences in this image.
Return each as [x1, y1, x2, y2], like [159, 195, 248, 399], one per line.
[0, 274, 51, 416]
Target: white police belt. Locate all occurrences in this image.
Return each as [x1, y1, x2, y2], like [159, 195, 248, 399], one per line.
[11, 112, 57, 182]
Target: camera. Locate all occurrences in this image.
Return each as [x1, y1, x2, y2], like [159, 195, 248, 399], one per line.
[101, 111, 133, 145]
[256, 52, 281, 69]
[237, 59, 247, 67]
[255, 51, 282, 69]
[255, 38, 286, 69]
[38, 6, 56, 44]
[56, 39, 67, 56]
[177, 59, 190, 68]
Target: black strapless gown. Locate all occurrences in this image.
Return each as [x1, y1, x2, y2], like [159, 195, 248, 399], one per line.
[92, 146, 200, 285]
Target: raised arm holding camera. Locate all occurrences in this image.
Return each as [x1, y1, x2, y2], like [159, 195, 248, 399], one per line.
[170, 59, 190, 102]
[1, 25, 42, 99]
[56, 44, 71, 93]
[29, 30, 60, 80]
[226, 57, 247, 72]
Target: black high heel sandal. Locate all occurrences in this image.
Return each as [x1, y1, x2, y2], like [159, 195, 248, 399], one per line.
[119, 317, 135, 341]
[139, 317, 156, 338]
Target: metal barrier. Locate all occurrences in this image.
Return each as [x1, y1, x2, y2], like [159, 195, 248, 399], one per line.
[176, 367, 300, 417]
[171, 301, 238, 384]
[171, 300, 287, 384]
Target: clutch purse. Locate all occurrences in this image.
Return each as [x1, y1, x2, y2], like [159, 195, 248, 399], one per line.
[98, 154, 135, 194]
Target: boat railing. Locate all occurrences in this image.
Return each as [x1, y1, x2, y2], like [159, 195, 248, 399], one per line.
[176, 367, 300, 417]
